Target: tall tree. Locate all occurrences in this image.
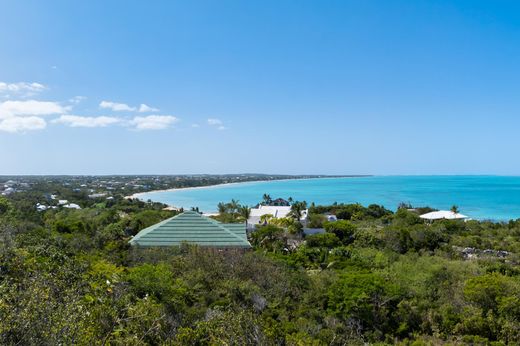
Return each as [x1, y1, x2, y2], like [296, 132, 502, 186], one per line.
[239, 205, 251, 227]
[217, 202, 227, 215]
[262, 194, 272, 205]
[230, 199, 240, 214]
[451, 205, 459, 214]
[290, 201, 307, 221]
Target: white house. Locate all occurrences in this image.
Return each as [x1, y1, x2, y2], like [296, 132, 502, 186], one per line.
[63, 203, 81, 210]
[420, 210, 468, 221]
[88, 193, 107, 198]
[36, 203, 48, 212]
[247, 205, 308, 227]
[1, 187, 14, 196]
[324, 214, 337, 222]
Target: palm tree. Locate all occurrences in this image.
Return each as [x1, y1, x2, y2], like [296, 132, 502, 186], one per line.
[262, 193, 272, 205]
[230, 199, 240, 214]
[451, 205, 459, 214]
[239, 205, 251, 227]
[217, 202, 227, 215]
[290, 201, 307, 221]
[288, 197, 293, 205]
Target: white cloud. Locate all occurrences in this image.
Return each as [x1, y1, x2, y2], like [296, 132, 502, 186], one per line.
[0, 100, 68, 133]
[0, 100, 67, 118]
[207, 118, 223, 126]
[0, 116, 46, 133]
[100, 100, 136, 112]
[69, 96, 86, 104]
[191, 123, 200, 128]
[52, 115, 121, 128]
[208, 118, 227, 130]
[139, 103, 159, 112]
[130, 115, 179, 130]
[0, 94, 175, 133]
[0, 82, 46, 96]
[100, 101, 161, 113]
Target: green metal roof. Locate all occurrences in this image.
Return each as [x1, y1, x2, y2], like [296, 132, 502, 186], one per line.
[129, 211, 251, 248]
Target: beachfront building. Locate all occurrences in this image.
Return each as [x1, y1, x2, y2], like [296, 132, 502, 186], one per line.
[63, 203, 82, 209]
[247, 205, 308, 228]
[129, 210, 251, 249]
[324, 214, 338, 222]
[420, 210, 468, 221]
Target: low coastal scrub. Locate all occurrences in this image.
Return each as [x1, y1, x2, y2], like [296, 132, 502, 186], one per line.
[1, 191, 520, 345]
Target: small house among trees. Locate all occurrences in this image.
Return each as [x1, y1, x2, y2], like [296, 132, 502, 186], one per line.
[129, 210, 251, 248]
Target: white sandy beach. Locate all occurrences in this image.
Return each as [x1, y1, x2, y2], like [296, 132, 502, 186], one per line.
[125, 180, 256, 201]
[124, 177, 330, 207]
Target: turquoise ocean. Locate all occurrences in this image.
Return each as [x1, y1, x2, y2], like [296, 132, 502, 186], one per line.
[137, 176, 520, 221]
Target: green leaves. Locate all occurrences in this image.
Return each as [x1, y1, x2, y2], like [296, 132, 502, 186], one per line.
[464, 273, 520, 313]
[127, 263, 174, 300]
[0, 196, 12, 216]
[305, 233, 341, 248]
[323, 220, 357, 244]
[127, 263, 193, 313]
[327, 271, 401, 334]
[4, 185, 520, 345]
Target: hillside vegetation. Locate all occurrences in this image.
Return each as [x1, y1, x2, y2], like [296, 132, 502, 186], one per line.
[1, 190, 519, 345]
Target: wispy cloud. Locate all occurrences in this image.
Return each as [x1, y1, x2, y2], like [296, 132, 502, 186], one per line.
[100, 101, 160, 113]
[0, 116, 46, 133]
[0, 82, 46, 97]
[0, 88, 174, 132]
[207, 118, 227, 130]
[207, 118, 223, 126]
[53, 114, 179, 130]
[139, 103, 159, 112]
[69, 96, 86, 104]
[130, 115, 179, 130]
[99, 100, 136, 112]
[0, 100, 67, 133]
[52, 115, 121, 128]
[0, 100, 67, 117]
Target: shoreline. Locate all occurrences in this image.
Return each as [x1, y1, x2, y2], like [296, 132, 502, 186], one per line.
[125, 180, 256, 201]
[121, 175, 520, 221]
[124, 176, 360, 205]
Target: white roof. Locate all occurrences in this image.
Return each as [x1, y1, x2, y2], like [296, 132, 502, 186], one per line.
[63, 203, 81, 209]
[420, 210, 468, 220]
[248, 205, 308, 222]
[250, 205, 292, 218]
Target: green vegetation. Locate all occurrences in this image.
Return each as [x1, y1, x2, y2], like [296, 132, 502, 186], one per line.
[1, 182, 520, 345]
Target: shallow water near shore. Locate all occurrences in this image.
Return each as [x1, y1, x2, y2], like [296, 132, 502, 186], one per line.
[137, 176, 520, 221]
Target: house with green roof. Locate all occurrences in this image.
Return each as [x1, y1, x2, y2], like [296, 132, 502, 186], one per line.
[129, 210, 251, 249]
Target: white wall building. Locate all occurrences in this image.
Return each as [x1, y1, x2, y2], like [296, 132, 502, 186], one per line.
[420, 210, 468, 220]
[63, 203, 81, 210]
[247, 205, 308, 228]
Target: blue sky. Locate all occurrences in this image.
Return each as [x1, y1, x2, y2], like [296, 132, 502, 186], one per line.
[1, 0, 519, 175]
